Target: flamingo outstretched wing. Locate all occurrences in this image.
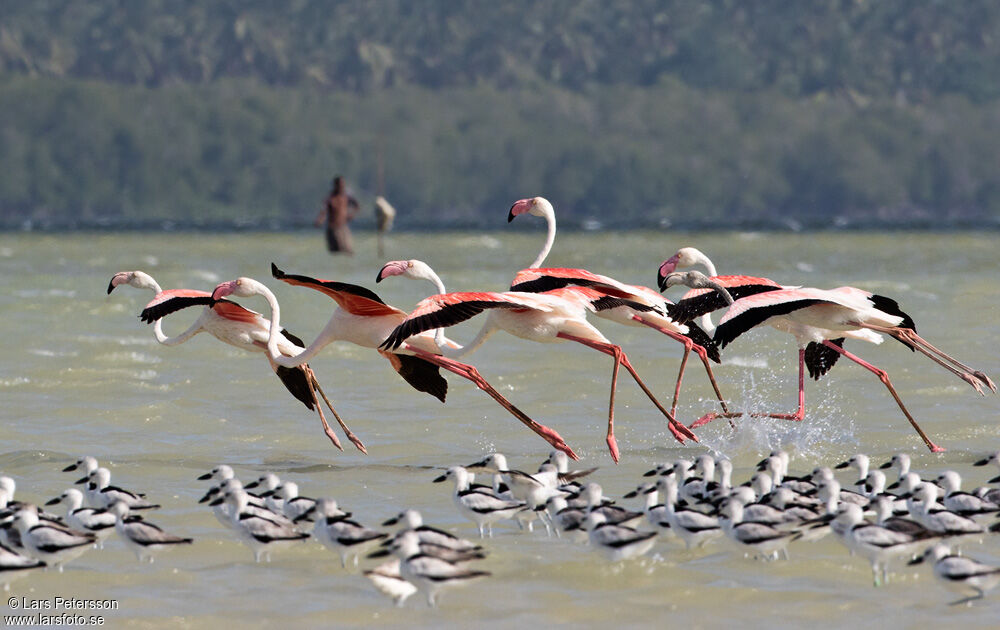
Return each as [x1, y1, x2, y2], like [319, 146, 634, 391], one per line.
[380, 292, 550, 351]
[271, 263, 406, 318]
[713, 289, 831, 349]
[668, 275, 783, 324]
[510, 267, 642, 300]
[139, 289, 214, 323]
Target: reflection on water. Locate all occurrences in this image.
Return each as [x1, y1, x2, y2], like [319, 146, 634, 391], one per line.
[0, 231, 998, 627]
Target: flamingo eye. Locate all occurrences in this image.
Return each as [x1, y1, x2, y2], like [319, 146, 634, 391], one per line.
[407, 261, 413, 268]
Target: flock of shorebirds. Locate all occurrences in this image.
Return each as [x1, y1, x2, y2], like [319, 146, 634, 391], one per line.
[107, 196, 994, 460]
[3, 450, 1000, 608]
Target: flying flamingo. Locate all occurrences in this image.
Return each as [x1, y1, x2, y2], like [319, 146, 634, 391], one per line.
[662, 270, 996, 453]
[505, 197, 731, 426]
[378, 260, 698, 462]
[107, 270, 364, 453]
[209, 269, 577, 459]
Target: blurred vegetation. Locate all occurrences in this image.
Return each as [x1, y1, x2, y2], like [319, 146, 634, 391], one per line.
[1, 1, 999, 228]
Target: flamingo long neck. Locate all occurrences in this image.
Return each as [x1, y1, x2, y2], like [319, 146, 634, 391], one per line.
[131, 274, 206, 346]
[690, 249, 718, 277]
[413, 265, 450, 349]
[529, 208, 557, 269]
[257, 284, 327, 368]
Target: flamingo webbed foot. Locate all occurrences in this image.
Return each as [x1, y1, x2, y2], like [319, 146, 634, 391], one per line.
[606, 435, 620, 464]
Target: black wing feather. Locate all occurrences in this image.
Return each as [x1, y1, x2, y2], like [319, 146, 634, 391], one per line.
[381, 300, 525, 351]
[714, 298, 826, 349]
[392, 353, 448, 402]
[139, 296, 216, 323]
[668, 284, 783, 324]
[271, 263, 388, 305]
[804, 338, 844, 380]
[274, 365, 316, 410]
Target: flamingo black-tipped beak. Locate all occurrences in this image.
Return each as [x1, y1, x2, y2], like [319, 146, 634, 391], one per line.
[878, 461, 892, 470]
[367, 548, 392, 559]
[656, 273, 668, 293]
[382, 517, 399, 526]
[432, 474, 447, 483]
[106, 279, 116, 294]
[197, 472, 212, 481]
[74, 476, 89, 485]
[63, 463, 78, 472]
[44, 497, 61, 506]
[834, 461, 850, 470]
[973, 458, 989, 467]
[507, 205, 517, 223]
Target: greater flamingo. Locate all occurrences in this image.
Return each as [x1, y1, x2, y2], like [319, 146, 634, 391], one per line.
[210, 270, 576, 459]
[506, 197, 732, 425]
[663, 270, 995, 452]
[107, 270, 363, 452]
[378, 264, 696, 462]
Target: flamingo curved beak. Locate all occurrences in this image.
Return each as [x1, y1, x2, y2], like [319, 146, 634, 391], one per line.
[376, 261, 407, 283]
[508, 198, 533, 223]
[656, 256, 680, 291]
[211, 280, 237, 303]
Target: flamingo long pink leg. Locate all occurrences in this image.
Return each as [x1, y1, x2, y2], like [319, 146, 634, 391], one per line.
[300, 368, 343, 451]
[556, 333, 698, 452]
[305, 367, 367, 454]
[404, 347, 579, 460]
[820, 340, 944, 453]
[632, 316, 737, 424]
[857, 323, 996, 394]
[691, 348, 807, 429]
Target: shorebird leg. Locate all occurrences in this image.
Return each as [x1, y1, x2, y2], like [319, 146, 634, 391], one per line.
[306, 366, 367, 454]
[821, 340, 944, 453]
[403, 347, 578, 460]
[557, 333, 698, 447]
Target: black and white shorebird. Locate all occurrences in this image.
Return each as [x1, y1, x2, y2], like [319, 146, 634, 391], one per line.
[833, 503, 940, 586]
[835, 453, 872, 488]
[973, 451, 1000, 482]
[244, 473, 284, 513]
[545, 496, 590, 543]
[878, 452, 911, 483]
[196, 464, 237, 505]
[0, 542, 45, 591]
[108, 502, 192, 563]
[582, 512, 658, 562]
[363, 558, 419, 607]
[81, 468, 159, 511]
[63, 456, 99, 476]
[651, 475, 721, 549]
[718, 499, 800, 560]
[202, 479, 286, 530]
[211, 489, 309, 562]
[45, 488, 116, 547]
[434, 466, 527, 538]
[312, 499, 388, 568]
[380, 531, 490, 607]
[909, 543, 1000, 605]
[11, 508, 95, 571]
[381, 509, 482, 552]
[266, 482, 317, 525]
[934, 471, 1000, 516]
[907, 483, 985, 537]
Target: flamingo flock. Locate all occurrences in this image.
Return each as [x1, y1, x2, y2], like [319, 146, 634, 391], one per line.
[110, 197, 994, 460]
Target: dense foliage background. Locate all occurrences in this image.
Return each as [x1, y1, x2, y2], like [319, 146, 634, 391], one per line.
[2, 1, 999, 228]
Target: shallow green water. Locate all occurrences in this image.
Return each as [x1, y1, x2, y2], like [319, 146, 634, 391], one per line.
[0, 230, 998, 628]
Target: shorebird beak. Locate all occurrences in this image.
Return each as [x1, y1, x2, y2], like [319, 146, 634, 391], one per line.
[989, 522, 1000, 534]
[887, 481, 900, 490]
[44, 497, 61, 506]
[989, 474, 1000, 483]
[973, 458, 989, 467]
[642, 469, 658, 477]
[834, 461, 850, 470]
[208, 497, 224, 506]
[878, 461, 892, 470]
[198, 489, 217, 504]
[432, 474, 447, 483]
[74, 476, 89, 485]
[197, 472, 212, 480]
[382, 516, 399, 526]
[466, 459, 489, 470]
[258, 489, 275, 497]
[897, 492, 912, 500]
[907, 556, 925, 566]
[244, 480, 260, 489]
[367, 548, 392, 559]
[623, 490, 637, 499]
[63, 463, 78, 472]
